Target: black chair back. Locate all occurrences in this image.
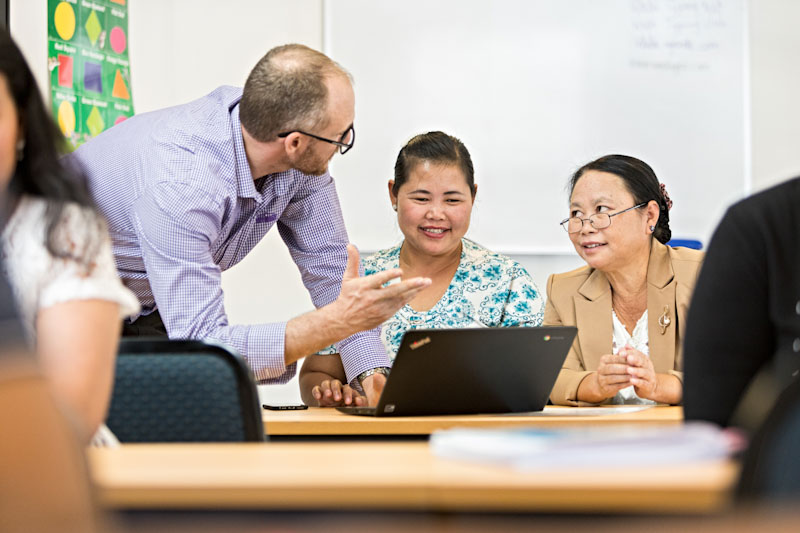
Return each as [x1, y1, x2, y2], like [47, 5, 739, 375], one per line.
[107, 338, 265, 442]
[737, 376, 800, 502]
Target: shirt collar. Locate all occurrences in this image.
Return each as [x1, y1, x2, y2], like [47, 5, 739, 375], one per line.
[229, 101, 263, 202]
[229, 99, 299, 200]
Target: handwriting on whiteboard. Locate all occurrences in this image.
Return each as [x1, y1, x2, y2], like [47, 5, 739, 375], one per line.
[629, 0, 730, 73]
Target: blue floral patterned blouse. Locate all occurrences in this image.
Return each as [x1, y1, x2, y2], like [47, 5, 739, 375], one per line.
[364, 238, 545, 362]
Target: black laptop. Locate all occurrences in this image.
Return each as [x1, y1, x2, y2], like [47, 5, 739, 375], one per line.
[336, 326, 576, 417]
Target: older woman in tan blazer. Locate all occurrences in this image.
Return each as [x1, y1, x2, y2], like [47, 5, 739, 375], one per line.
[545, 155, 703, 406]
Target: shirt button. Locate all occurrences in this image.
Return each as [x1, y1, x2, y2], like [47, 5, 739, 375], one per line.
[796, 301, 800, 315]
[794, 339, 800, 353]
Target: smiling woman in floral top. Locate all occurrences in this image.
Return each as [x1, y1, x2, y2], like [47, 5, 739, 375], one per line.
[299, 131, 544, 406]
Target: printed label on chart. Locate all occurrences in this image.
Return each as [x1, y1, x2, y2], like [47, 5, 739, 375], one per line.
[48, 0, 133, 150]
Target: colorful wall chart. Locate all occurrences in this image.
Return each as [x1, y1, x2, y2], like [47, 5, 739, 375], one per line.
[48, 0, 133, 150]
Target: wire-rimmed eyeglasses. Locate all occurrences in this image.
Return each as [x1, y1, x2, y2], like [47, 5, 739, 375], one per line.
[276, 124, 355, 155]
[560, 202, 648, 234]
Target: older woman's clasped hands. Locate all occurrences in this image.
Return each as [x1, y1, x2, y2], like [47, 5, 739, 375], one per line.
[592, 345, 660, 401]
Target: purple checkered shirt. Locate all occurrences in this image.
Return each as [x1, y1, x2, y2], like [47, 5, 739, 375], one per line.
[71, 86, 389, 384]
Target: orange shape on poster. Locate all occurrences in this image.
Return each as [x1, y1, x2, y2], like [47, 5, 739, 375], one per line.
[112, 70, 130, 100]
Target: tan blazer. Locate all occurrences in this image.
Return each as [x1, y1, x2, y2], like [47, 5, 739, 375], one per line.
[544, 241, 703, 406]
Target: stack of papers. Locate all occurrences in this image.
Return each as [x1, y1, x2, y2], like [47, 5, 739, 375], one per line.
[430, 422, 744, 470]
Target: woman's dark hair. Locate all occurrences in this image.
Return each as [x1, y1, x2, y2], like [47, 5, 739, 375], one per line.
[393, 131, 475, 196]
[569, 154, 672, 244]
[0, 27, 97, 261]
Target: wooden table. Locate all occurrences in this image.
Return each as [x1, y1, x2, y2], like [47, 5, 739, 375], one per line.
[88, 440, 736, 514]
[262, 405, 684, 436]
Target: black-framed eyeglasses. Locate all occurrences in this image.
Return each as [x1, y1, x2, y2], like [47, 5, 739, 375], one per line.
[276, 124, 355, 155]
[560, 202, 648, 234]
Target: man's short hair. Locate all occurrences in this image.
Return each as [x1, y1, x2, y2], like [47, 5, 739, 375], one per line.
[240, 44, 351, 142]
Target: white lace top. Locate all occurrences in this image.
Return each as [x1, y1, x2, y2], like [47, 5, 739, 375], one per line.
[610, 309, 656, 405]
[1, 196, 139, 447]
[1, 196, 139, 335]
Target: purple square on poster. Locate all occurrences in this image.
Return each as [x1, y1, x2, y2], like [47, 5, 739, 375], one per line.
[84, 61, 102, 93]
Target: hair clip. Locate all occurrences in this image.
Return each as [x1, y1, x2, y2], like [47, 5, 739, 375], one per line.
[659, 183, 673, 211]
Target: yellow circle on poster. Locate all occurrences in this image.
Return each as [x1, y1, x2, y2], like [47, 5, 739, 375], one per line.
[58, 100, 76, 137]
[54, 2, 76, 41]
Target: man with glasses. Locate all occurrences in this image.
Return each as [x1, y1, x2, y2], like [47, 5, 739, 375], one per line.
[72, 44, 429, 405]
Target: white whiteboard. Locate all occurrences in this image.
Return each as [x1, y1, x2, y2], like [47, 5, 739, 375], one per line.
[325, 0, 748, 254]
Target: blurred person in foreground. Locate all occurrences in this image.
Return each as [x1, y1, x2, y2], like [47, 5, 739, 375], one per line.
[684, 177, 800, 427]
[0, 28, 139, 444]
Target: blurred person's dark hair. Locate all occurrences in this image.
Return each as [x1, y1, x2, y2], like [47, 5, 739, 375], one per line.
[0, 27, 100, 264]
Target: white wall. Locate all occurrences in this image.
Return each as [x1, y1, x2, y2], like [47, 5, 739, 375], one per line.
[327, 0, 749, 253]
[8, 0, 47, 93]
[749, 0, 800, 191]
[127, 0, 323, 113]
[8, 0, 800, 405]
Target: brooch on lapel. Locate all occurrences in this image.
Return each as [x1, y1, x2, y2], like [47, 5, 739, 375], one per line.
[658, 305, 671, 335]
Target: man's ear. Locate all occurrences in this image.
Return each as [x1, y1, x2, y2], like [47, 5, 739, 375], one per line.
[282, 131, 306, 158]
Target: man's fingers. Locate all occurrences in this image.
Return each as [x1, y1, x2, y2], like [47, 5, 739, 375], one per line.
[312, 386, 322, 400]
[377, 277, 432, 300]
[342, 244, 360, 282]
[363, 267, 404, 288]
